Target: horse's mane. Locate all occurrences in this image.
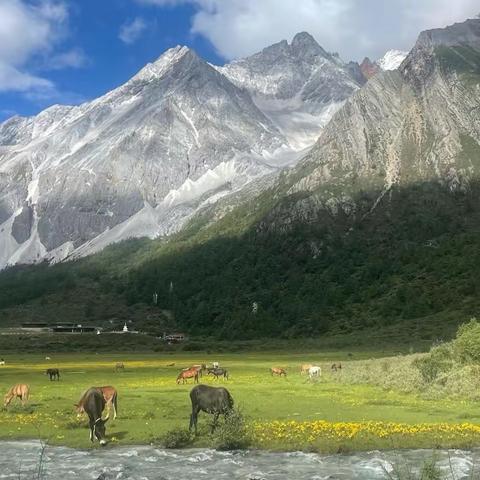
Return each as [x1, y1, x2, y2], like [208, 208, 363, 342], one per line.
[76, 388, 91, 408]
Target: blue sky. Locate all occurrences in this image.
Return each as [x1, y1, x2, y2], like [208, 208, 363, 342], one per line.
[0, 0, 478, 122]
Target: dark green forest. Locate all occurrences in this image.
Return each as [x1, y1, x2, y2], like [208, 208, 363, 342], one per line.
[0, 179, 479, 344]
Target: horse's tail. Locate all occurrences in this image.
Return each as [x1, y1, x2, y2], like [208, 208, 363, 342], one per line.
[112, 391, 118, 419]
[227, 390, 234, 410]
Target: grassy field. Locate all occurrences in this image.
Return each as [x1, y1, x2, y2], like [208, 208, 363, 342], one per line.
[1, 351, 480, 453]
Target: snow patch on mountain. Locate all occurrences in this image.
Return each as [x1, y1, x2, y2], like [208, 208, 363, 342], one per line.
[377, 50, 408, 71]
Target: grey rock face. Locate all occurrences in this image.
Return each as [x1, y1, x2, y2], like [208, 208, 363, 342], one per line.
[266, 19, 480, 231]
[218, 32, 360, 110]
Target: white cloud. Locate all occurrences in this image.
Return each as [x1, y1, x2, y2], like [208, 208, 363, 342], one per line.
[0, 0, 86, 99]
[0, 0, 67, 66]
[136, 0, 480, 61]
[119, 17, 147, 44]
[48, 48, 89, 70]
[0, 61, 53, 92]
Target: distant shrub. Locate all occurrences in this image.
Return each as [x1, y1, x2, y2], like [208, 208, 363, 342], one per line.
[213, 408, 251, 451]
[413, 343, 453, 383]
[452, 318, 480, 364]
[162, 428, 193, 449]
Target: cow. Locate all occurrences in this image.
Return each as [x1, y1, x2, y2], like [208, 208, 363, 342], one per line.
[300, 364, 313, 375]
[46, 368, 60, 381]
[189, 384, 234, 434]
[270, 367, 287, 377]
[76, 386, 118, 420]
[76, 388, 109, 445]
[4, 384, 30, 407]
[308, 366, 322, 380]
[177, 368, 199, 384]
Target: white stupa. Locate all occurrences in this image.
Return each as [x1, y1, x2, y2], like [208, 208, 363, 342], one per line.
[123, 322, 129, 333]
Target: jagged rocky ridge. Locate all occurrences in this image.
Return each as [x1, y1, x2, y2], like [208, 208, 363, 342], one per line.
[0, 34, 362, 268]
[260, 18, 480, 231]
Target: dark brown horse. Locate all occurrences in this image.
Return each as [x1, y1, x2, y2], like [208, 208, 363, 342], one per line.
[77, 388, 109, 445]
[177, 367, 199, 384]
[189, 384, 234, 433]
[76, 386, 118, 420]
[46, 368, 60, 381]
[207, 367, 229, 380]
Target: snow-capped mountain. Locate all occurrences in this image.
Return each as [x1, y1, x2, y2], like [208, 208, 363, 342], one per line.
[359, 50, 408, 80]
[218, 32, 361, 150]
[377, 50, 408, 71]
[0, 34, 362, 268]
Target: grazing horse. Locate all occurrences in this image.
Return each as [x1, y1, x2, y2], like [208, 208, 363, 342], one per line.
[189, 384, 234, 433]
[76, 386, 118, 420]
[300, 364, 313, 375]
[207, 367, 229, 380]
[331, 363, 342, 372]
[77, 388, 109, 445]
[114, 362, 125, 372]
[177, 367, 199, 384]
[271, 367, 287, 377]
[308, 366, 322, 380]
[4, 384, 30, 407]
[190, 364, 206, 378]
[46, 368, 60, 381]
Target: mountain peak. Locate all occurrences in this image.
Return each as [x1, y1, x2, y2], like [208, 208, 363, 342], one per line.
[132, 45, 199, 82]
[291, 32, 317, 47]
[415, 17, 480, 50]
[290, 31, 328, 58]
[360, 57, 380, 78]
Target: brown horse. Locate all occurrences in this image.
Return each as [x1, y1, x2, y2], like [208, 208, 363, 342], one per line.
[177, 368, 199, 384]
[76, 386, 118, 419]
[331, 363, 342, 372]
[4, 384, 30, 407]
[270, 367, 287, 377]
[114, 362, 125, 372]
[300, 364, 313, 375]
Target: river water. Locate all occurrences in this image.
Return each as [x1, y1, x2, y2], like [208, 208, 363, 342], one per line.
[1, 441, 479, 479]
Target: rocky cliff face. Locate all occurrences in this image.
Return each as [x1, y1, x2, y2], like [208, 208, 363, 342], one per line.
[261, 18, 480, 229]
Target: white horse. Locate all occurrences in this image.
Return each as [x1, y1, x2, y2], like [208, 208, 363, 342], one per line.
[308, 366, 321, 380]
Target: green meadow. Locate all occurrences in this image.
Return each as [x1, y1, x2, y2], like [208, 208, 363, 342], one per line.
[1, 350, 480, 453]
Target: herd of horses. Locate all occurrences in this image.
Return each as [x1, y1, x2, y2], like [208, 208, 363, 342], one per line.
[2, 360, 343, 445]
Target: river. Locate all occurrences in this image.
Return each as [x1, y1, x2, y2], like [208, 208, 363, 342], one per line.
[1, 441, 479, 479]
